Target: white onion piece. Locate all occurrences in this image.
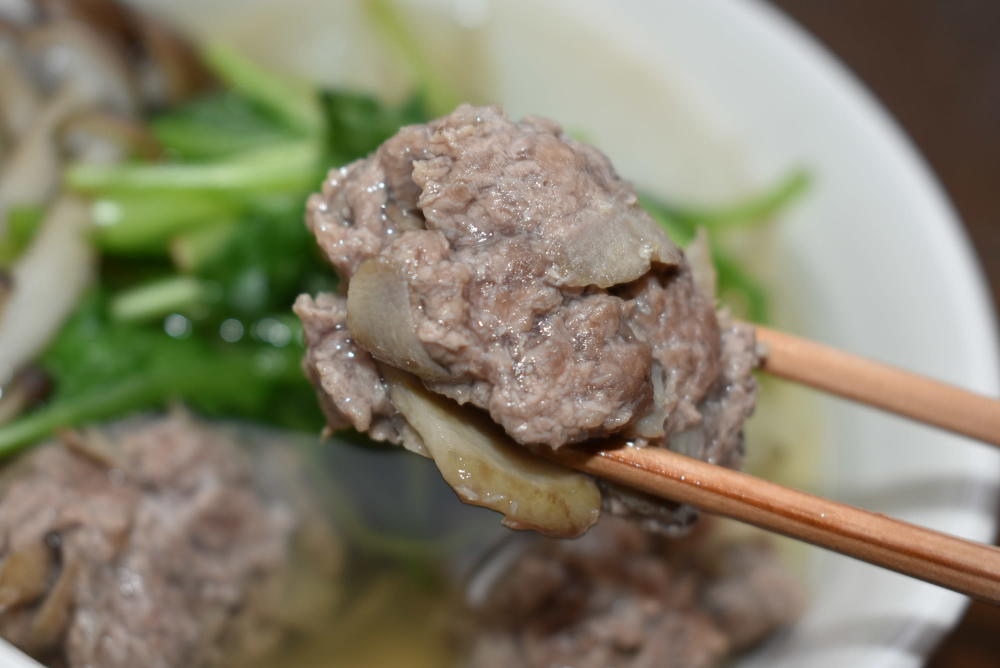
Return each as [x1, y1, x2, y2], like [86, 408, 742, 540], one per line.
[385, 367, 601, 538]
[0, 197, 94, 385]
[551, 206, 681, 288]
[347, 256, 449, 380]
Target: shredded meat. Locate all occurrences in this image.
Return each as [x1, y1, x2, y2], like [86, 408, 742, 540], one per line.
[0, 413, 339, 668]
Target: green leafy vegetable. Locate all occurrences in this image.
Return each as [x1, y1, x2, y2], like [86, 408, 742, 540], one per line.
[109, 275, 216, 323]
[195, 207, 337, 320]
[91, 192, 240, 253]
[1, 41, 806, 459]
[201, 43, 322, 135]
[152, 91, 296, 160]
[321, 90, 430, 165]
[170, 222, 238, 272]
[646, 169, 809, 232]
[67, 140, 322, 195]
[0, 205, 44, 266]
[641, 169, 808, 323]
[0, 292, 323, 457]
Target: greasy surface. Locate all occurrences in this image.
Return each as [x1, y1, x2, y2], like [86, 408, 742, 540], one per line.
[464, 519, 804, 668]
[298, 104, 757, 463]
[0, 414, 339, 668]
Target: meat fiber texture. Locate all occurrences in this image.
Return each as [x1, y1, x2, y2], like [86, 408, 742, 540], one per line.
[296, 105, 758, 530]
[463, 518, 804, 668]
[0, 413, 340, 668]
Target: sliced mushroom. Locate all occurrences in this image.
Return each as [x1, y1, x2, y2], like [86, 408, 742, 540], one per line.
[36, 0, 137, 43]
[58, 110, 162, 163]
[0, 196, 94, 385]
[23, 19, 138, 114]
[0, 81, 86, 233]
[384, 367, 601, 538]
[133, 13, 213, 107]
[0, 46, 41, 140]
[347, 256, 450, 381]
[25, 558, 78, 653]
[0, 541, 53, 613]
[0, 365, 50, 425]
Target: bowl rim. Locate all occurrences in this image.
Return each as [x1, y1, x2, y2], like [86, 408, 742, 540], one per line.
[710, 0, 1000, 655]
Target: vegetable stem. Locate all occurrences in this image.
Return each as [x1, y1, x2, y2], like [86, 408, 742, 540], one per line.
[170, 222, 237, 272]
[0, 205, 45, 266]
[92, 193, 239, 252]
[0, 375, 157, 458]
[660, 169, 810, 229]
[201, 44, 322, 135]
[66, 140, 320, 195]
[109, 275, 215, 323]
[365, 0, 462, 116]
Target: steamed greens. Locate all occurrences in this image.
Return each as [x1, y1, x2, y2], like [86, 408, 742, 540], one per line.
[0, 46, 803, 456]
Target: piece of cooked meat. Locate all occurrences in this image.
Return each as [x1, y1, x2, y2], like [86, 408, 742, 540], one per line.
[0, 413, 340, 668]
[462, 519, 804, 668]
[296, 104, 759, 536]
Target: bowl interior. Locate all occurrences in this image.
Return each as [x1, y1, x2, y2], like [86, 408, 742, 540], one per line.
[51, 0, 1000, 666]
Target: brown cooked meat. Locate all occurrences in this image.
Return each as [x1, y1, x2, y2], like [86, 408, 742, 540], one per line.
[463, 519, 804, 668]
[296, 104, 759, 532]
[0, 413, 340, 668]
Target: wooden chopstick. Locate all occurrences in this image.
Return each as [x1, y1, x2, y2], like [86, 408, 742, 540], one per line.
[754, 325, 1000, 446]
[549, 444, 1000, 604]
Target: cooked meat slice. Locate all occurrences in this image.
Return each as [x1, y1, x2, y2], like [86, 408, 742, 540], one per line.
[0, 413, 339, 668]
[297, 104, 759, 534]
[463, 519, 804, 668]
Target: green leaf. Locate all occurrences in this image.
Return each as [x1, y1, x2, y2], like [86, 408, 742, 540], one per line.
[639, 193, 696, 245]
[321, 90, 430, 165]
[654, 169, 809, 230]
[152, 91, 296, 160]
[0, 205, 45, 266]
[201, 44, 322, 135]
[194, 206, 336, 319]
[0, 291, 325, 457]
[109, 275, 217, 323]
[67, 140, 322, 196]
[91, 192, 240, 253]
[712, 245, 770, 323]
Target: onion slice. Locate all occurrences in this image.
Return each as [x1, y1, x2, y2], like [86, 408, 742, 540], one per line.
[384, 367, 601, 538]
[551, 205, 681, 288]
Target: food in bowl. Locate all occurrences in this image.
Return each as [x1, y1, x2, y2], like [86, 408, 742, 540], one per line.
[465, 517, 803, 668]
[0, 413, 340, 667]
[296, 104, 758, 536]
[0, 0, 811, 665]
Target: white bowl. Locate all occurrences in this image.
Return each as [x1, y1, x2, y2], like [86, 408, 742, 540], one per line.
[7, 0, 999, 666]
